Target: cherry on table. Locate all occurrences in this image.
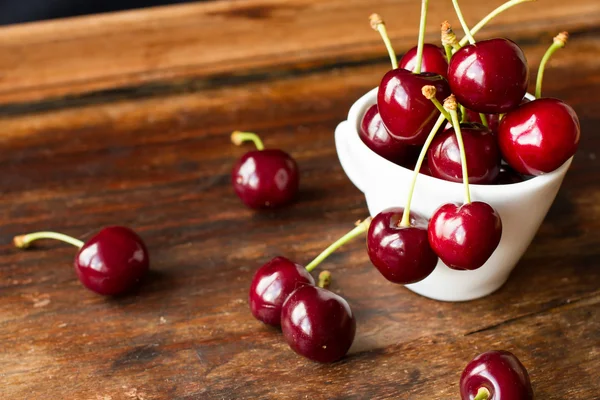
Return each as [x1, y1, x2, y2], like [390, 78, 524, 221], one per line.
[460, 350, 533, 400]
[248, 256, 315, 326]
[427, 123, 501, 184]
[14, 226, 150, 296]
[280, 285, 356, 363]
[231, 131, 299, 209]
[367, 207, 438, 284]
[448, 38, 529, 114]
[399, 43, 448, 78]
[428, 202, 502, 270]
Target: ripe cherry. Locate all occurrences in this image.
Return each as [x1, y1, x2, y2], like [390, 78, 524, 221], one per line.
[399, 43, 448, 78]
[464, 109, 500, 134]
[359, 104, 412, 164]
[428, 123, 501, 184]
[460, 350, 533, 400]
[248, 256, 315, 326]
[14, 227, 150, 295]
[428, 202, 502, 270]
[498, 33, 579, 175]
[281, 285, 356, 363]
[448, 38, 529, 114]
[231, 131, 299, 209]
[495, 165, 525, 185]
[367, 208, 438, 284]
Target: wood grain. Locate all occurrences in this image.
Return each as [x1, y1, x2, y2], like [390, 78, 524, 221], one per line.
[0, 0, 599, 399]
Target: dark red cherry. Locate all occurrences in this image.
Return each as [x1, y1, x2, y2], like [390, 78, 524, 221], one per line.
[281, 285, 355, 363]
[399, 44, 448, 78]
[232, 149, 299, 209]
[427, 123, 501, 184]
[75, 226, 150, 295]
[495, 165, 525, 185]
[464, 109, 501, 134]
[428, 202, 502, 271]
[461, 350, 533, 400]
[448, 38, 529, 114]
[367, 207, 438, 284]
[359, 104, 413, 164]
[498, 98, 580, 175]
[248, 256, 315, 326]
[378, 69, 451, 145]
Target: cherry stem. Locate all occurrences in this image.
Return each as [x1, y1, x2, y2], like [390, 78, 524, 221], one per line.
[444, 44, 453, 63]
[452, 0, 475, 44]
[460, 0, 536, 47]
[473, 387, 491, 400]
[400, 113, 447, 228]
[13, 232, 84, 249]
[423, 86, 451, 122]
[305, 218, 372, 272]
[370, 14, 398, 70]
[460, 105, 467, 123]
[479, 113, 489, 128]
[415, 0, 429, 74]
[448, 106, 472, 204]
[231, 131, 265, 151]
[318, 270, 331, 288]
[536, 32, 568, 98]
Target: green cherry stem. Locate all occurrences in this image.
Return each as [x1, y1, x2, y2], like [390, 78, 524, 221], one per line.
[422, 85, 451, 122]
[452, 0, 475, 45]
[14, 232, 84, 249]
[415, 0, 429, 74]
[445, 95, 472, 204]
[473, 387, 491, 400]
[479, 113, 489, 128]
[460, 104, 467, 123]
[318, 270, 332, 288]
[400, 111, 447, 228]
[231, 131, 265, 151]
[460, 0, 536, 47]
[305, 218, 372, 272]
[441, 21, 459, 62]
[536, 32, 568, 98]
[370, 14, 398, 70]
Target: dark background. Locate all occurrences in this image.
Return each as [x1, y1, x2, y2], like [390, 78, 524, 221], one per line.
[0, 0, 197, 25]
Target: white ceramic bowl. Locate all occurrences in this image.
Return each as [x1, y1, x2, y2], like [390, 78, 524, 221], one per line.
[335, 87, 572, 302]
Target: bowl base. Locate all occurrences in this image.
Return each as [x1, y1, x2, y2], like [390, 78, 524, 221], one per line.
[404, 273, 510, 302]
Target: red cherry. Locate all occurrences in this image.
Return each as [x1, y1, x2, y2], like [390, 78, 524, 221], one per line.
[498, 98, 580, 175]
[428, 202, 502, 270]
[464, 109, 501, 134]
[248, 257, 315, 326]
[461, 350, 533, 400]
[427, 123, 501, 184]
[399, 44, 448, 78]
[367, 207, 438, 284]
[495, 164, 526, 185]
[377, 69, 451, 145]
[448, 38, 529, 114]
[232, 148, 299, 209]
[75, 226, 150, 295]
[359, 104, 413, 164]
[281, 285, 356, 363]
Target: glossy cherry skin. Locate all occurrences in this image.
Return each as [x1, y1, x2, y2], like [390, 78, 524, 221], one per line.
[498, 98, 580, 175]
[281, 285, 355, 363]
[464, 109, 501, 134]
[367, 208, 438, 284]
[74, 226, 149, 296]
[378, 69, 451, 145]
[461, 350, 533, 400]
[232, 149, 299, 209]
[495, 165, 525, 185]
[449, 38, 529, 114]
[399, 44, 448, 78]
[428, 202, 502, 270]
[248, 256, 315, 326]
[360, 104, 412, 163]
[428, 123, 501, 184]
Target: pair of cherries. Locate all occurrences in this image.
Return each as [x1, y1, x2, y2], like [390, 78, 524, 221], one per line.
[14, 226, 149, 296]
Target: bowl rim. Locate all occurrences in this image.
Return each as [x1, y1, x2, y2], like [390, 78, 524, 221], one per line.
[344, 87, 573, 194]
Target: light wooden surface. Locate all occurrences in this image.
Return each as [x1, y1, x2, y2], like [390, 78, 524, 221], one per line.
[0, 0, 599, 398]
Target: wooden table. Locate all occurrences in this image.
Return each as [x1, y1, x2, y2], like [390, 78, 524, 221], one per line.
[0, 0, 598, 398]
